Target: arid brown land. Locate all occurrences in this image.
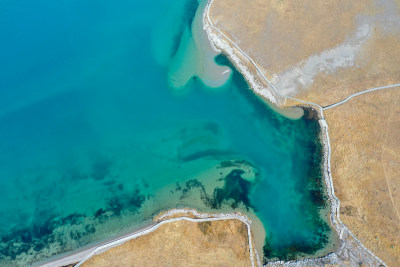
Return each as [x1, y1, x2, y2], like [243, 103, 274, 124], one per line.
[80, 215, 254, 267]
[208, 0, 400, 265]
[325, 88, 400, 266]
[210, 0, 400, 106]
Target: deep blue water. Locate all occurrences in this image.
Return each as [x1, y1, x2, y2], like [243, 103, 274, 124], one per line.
[0, 0, 333, 265]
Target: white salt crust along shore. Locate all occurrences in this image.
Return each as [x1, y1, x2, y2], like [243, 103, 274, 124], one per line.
[203, 0, 388, 266]
[61, 209, 261, 267]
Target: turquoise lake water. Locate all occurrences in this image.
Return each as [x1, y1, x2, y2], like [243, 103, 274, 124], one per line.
[0, 0, 334, 265]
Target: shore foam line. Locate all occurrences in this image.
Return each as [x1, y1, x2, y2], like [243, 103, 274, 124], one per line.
[70, 209, 259, 267]
[203, 0, 388, 266]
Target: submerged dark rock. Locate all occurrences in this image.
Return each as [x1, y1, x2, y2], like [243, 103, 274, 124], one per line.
[0, 184, 147, 263]
[94, 208, 106, 219]
[178, 169, 255, 211]
[208, 169, 253, 210]
[263, 223, 330, 262]
[91, 158, 112, 181]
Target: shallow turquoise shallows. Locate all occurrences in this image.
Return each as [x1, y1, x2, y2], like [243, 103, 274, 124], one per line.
[0, 0, 333, 265]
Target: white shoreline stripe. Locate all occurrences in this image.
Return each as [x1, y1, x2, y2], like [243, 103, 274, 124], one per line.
[204, 0, 396, 266]
[74, 209, 259, 267]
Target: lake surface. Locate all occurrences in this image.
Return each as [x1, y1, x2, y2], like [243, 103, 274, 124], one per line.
[0, 0, 334, 265]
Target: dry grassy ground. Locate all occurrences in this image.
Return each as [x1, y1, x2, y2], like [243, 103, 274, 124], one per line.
[210, 0, 400, 106]
[325, 88, 400, 266]
[209, 0, 400, 265]
[80, 217, 253, 267]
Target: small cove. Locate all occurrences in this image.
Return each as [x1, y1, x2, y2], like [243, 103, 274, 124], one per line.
[0, 0, 337, 265]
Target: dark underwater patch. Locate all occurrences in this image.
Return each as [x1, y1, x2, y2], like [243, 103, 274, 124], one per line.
[210, 169, 253, 210]
[300, 112, 328, 210]
[263, 220, 330, 262]
[0, 213, 90, 261]
[203, 122, 220, 135]
[309, 189, 325, 206]
[169, 0, 199, 59]
[179, 179, 206, 200]
[0, 184, 147, 263]
[91, 158, 112, 181]
[175, 181, 182, 191]
[180, 149, 229, 162]
[61, 213, 85, 226]
[183, 0, 199, 29]
[218, 159, 254, 169]
[261, 111, 331, 262]
[105, 186, 146, 217]
[177, 169, 255, 211]
[94, 208, 106, 219]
